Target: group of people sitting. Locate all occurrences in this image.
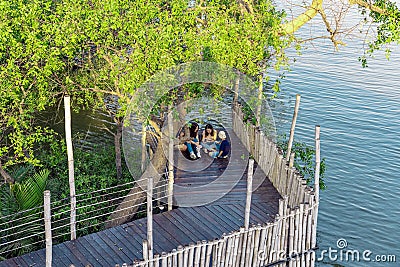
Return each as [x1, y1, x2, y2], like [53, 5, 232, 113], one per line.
[177, 122, 231, 160]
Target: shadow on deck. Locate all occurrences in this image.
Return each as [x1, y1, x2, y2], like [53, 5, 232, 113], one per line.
[0, 129, 281, 267]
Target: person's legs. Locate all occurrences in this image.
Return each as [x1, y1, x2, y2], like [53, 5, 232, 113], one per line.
[208, 151, 219, 158]
[193, 138, 201, 158]
[201, 141, 217, 152]
[185, 142, 193, 153]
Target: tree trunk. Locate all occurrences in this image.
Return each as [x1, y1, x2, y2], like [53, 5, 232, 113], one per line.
[0, 161, 14, 184]
[115, 120, 123, 180]
[105, 140, 167, 228]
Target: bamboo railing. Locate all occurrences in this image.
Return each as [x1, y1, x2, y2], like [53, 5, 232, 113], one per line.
[125, 103, 319, 267]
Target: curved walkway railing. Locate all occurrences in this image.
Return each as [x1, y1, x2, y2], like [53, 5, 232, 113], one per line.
[123, 103, 320, 267]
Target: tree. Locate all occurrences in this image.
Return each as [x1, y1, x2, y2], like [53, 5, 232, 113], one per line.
[279, 0, 400, 64]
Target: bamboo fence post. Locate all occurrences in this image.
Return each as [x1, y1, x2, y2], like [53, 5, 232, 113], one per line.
[256, 74, 263, 127]
[194, 241, 201, 267]
[205, 242, 213, 267]
[233, 72, 240, 105]
[239, 230, 248, 267]
[286, 94, 301, 162]
[231, 233, 240, 267]
[177, 245, 184, 267]
[171, 249, 177, 267]
[245, 159, 254, 230]
[252, 224, 261, 266]
[306, 199, 313, 266]
[147, 175, 154, 263]
[301, 206, 308, 267]
[223, 236, 233, 267]
[154, 254, 160, 267]
[161, 252, 167, 267]
[298, 204, 305, 266]
[168, 252, 172, 267]
[188, 242, 195, 267]
[200, 240, 207, 267]
[314, 126, 321, 203]
[64, 96, 76, 240]
[289, 152, 295, 169]
[246, 229, 255, 267]
[311, 125, 320, 267]
[235, 227, 245, 266]
[44, 190, 52, 267]
[143, 239, 149, 261]
[263, 223, 273, 266]
[184, 245, 189, 267]
[294, 208, 301, 267]
[257, 226, 267, 267]
[288, 210, 295, 267]
[142, 124, 147, 172]
[168, 107, 174, 211]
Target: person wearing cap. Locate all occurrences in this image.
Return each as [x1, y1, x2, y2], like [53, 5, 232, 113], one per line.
[209, 131, 230, 159]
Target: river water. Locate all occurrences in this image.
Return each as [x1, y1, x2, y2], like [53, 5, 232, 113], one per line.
[270, 5, 400, 267]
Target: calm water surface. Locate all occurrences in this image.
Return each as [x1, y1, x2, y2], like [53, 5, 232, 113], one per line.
[272, 14, 400, 267]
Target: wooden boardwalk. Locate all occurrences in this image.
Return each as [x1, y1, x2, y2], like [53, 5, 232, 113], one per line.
[0, 129, 281, 267]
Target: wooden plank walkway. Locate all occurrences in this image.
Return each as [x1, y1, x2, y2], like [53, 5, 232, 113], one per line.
[0, 129, 281, 267]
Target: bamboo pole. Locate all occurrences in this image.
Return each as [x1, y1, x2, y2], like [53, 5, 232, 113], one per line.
[205, 243, 213, 267]
[200, 240, 207, 267]
[244, 159, 254, 230]
[64, 96, 76, 240]
[233, 72, 240, 105]
[142, 124, 147, 172]
[171, 249, 177, 267]
[258, 226, 267, 266]
[235, 227, 245, 266]
[256, 74, 263, 127]
[147, 176, 154, 263]
[161, 252, 167, 267]
[44, 190, 52, 267]
[286, 94, 301, 162]
[194, 241, 201, 267]
[178, 246, 184, 267]
[168, 252, 172, 267]
[314, 125, 321, 203]
[252, 224, 261, 266]
[246, 229, 255, 267]
[168, 107, 174, 211]
[231, 233, 240, 267]
[154, 254, 160, 267]
[288, 210, 295, 267]
[143, 240, 149, 261]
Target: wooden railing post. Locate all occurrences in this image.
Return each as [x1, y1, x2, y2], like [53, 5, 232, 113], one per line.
[314, 126, 320, 202]
[244, 159, 254, 230]
[64, 96, 76, 240]
[286, 94, 301, 162]
[256, 74, 263, 127]
[147, 176, 154, 264]
[44, 190, 52, 267]
[233, 71, 240, 106]
[141, 124, 147, 172]
[167, 107, 174, 211]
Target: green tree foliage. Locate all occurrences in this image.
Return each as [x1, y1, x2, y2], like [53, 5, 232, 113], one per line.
[0, 0, 291, 178]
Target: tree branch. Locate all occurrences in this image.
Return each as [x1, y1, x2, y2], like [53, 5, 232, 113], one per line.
[349, 0, 388, 15]
[280, 0, 323, 35]
[0, 161, 14, 184]
[319, 8, 346, 49]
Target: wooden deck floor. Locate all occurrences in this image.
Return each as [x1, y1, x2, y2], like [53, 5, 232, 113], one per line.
[0, 129, 281, 267]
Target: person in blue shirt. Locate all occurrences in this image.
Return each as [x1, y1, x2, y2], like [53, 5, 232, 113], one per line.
[208, 131, 230, 159]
